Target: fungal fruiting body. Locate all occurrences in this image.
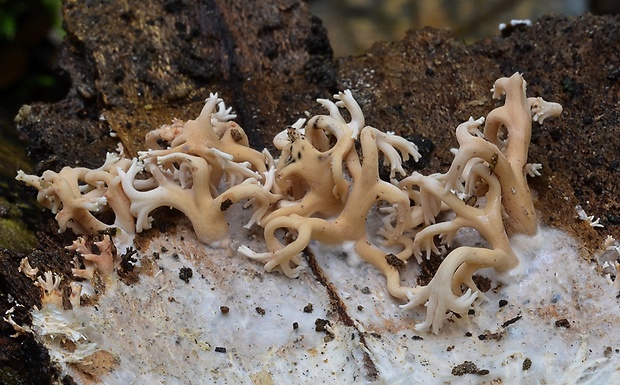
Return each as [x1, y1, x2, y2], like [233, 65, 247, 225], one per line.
[15, 73, 562, 334]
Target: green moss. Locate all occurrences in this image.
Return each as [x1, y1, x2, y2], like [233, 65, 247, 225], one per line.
[0, 127, 32, 179]
[0, 216, 37, 253]
[0, 193, 38, 253]
[0, 118, 39, 252]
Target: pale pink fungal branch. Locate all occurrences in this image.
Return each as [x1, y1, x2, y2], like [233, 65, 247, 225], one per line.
[120, 152, 279, 246]
[16, 167, 106, 234]
[240, 96, 418, 301]
[375, 130, 421, 183]
[394, 73, 561, 333]
[525, 162, 543, 177]
[16, 153, 134, 236]
[300, 90, 370, 200]
[67, 235, 115, 279]
[36, 271, 61, 294]
[17, 95, 279, 247]
[83, 153, 135, 234]
[68, 282, 83, 308]
[399, 162, 517, 333]
[315, 90, 365, 139]
[141, 92, 270, 188]
[213, 100, 237, 124]
[265, 127, 350, 222]
[576, 205, 604, 228]
[35, 271, 63, 307]
[445, 72, 561, 235]
[208, 148, 259, 187]
[4, 305, 32, 337]
[528, 96, 563, 124]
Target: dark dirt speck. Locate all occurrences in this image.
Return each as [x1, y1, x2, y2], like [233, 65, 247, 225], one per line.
[451, 361, 489, 376]
[385, 253, 405, 271]
[179, 267, 193, 283]
[555, 318, 571, 328]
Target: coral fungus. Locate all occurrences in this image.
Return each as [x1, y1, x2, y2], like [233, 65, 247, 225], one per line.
[120, 153, 278, 246]
[240, 124, 418, 287]
[16, 153, 134, 235]
[16, 73, 562, 333]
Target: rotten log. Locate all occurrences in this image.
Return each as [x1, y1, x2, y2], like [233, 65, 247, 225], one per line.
[2, 0, 620, 382]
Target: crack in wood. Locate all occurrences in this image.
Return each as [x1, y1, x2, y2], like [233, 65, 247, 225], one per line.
[304, 248, 380, 382]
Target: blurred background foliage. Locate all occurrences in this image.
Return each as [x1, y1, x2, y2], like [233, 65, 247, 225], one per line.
[308, 0, 617, 56]
[0, 0, 66, 252]
[0, 0, 63, 40]
[0, 0, 65, 112]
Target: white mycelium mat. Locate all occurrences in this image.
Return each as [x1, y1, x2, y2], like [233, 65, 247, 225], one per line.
[24, 211, 620, 384]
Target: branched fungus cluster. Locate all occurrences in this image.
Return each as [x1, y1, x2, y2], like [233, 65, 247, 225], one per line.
[17, 73, 562, 333]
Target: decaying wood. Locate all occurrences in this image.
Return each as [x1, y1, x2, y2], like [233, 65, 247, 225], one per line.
[3, 0, 620, 381]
